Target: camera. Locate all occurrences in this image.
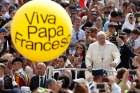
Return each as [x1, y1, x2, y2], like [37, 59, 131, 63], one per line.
[96, 83, 105, 89]
[96, 83, 109, 93]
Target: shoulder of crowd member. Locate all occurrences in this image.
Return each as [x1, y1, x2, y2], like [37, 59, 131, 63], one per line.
[106, 40, 117, 47]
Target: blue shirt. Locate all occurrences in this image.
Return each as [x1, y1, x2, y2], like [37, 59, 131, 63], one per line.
[71, 29, 86, 46]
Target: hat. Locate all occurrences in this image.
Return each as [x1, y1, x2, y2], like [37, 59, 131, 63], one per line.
[92, 69, 107, 76]
[12, 57, 23, 64]
[0, 63, 5, 69]
[0, 28, 7, 33]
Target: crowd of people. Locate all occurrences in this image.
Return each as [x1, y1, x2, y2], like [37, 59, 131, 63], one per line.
[0, 0, 140, 93]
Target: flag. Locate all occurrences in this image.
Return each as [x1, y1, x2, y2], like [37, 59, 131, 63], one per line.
[79, 0, 87, 8]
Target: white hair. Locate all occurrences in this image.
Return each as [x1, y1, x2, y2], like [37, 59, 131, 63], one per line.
[97, 31, 106, 37]
[36, 62, 46, 68]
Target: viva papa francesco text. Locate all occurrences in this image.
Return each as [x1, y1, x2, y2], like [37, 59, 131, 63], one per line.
[14, 12, 71, 51]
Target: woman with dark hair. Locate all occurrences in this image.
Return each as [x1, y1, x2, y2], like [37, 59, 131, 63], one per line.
[74, 43, 86, 78]
[75, 43, 86, 62]
[116, 68, 131, 93]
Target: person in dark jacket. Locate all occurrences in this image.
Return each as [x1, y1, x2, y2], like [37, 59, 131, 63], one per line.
[116, 33, 135, 69]
[30, 62, 48, 91]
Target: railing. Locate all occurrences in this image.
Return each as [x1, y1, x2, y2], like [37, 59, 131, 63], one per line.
[47, 67, 116, 79]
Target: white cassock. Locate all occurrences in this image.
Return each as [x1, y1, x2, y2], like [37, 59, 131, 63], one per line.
[86, 40, 120, 74]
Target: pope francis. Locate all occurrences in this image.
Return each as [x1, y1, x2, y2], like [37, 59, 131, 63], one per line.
[86, 31, 120, 74]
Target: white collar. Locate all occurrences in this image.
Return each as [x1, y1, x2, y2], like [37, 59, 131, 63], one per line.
[39, 74, 46, 78]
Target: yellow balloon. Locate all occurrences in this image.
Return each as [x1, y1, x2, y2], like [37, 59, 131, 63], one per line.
[11, 0, 72, 62]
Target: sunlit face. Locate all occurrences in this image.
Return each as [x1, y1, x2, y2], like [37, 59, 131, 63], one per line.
[130, 33, 138, 40]
[127, 6, 133, 13]
[133, 56, 140, 66]
[76, 44, 83, 54]
[36, 63, 46, 76]
[12, 62, 22, 71]
[74, 18, 81, 30]
[56, 58, 65, 68]
[97, 34, 106, 45]
[128, 15, 135, 24]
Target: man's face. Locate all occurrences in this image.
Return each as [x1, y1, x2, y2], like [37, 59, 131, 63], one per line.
[4, 3, 10, 10]
[36, 64, 46, 76]
[74, 19, 81, 29]
[10, 10, 16, 18]
[51, 81, 61, 92]
[90, 31, 97, 38]
[0, 32, 5, 39]
[108, 26, 116, 32]
[0, 7, 6, 16]
[57, 58, 65, 68]
[97, 34, 106, 45]
[12, 62, 22, 71]
[130, 33, 138, 40]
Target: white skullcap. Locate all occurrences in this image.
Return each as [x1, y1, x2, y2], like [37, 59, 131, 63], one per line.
[97, 31, 106, 37]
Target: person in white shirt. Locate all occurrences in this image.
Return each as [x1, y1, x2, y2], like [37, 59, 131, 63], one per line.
[71, 17, 86, 47]
[130, 29, 140, 55]
[122, 13, 136, 31]
[86, 31, 120, 74]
